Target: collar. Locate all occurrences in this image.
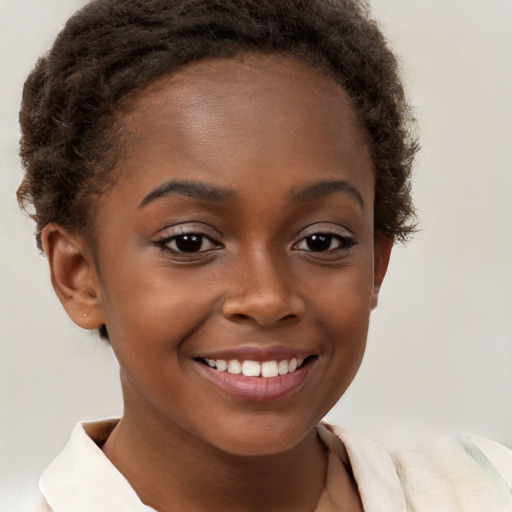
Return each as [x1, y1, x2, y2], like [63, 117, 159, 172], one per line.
[317, 423, 408, 512]
[40, 420, 408, 512]
[40, 419, 156, 512]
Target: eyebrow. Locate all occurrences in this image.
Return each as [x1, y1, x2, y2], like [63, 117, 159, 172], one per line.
[138, 179, 235, 208]
[291, 179, 365, 209]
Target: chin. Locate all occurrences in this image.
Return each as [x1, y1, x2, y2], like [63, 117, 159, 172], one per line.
[200, 415, 319, 458]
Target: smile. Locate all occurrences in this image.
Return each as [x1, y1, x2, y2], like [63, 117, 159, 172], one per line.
[194, 352, 317, 402]
[198, 357, 309, 378]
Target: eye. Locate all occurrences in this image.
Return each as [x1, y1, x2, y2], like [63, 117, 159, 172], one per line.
[295, 234, 342, 252]
[155, 233, 220, 253]
[292, 226, 358, 256]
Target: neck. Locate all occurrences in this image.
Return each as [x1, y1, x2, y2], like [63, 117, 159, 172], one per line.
[102, 409, 327, 512]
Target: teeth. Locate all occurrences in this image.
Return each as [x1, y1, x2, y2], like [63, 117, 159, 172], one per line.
[278, 360, 289, 375]
[216, 359, 228, 372]
[227, 359, 242, 375]
[261, 361, 279, 378]
[205, 357, 308, 378]
[242, 360, 261, 377]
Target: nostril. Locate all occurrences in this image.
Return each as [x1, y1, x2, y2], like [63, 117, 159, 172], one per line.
[230, 312, 298, 324]
[233, 313, 251, 321]
[222, 292, 305, 326]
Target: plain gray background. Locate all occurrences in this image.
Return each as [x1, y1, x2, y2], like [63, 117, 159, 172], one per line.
[1, 0, 511, 509]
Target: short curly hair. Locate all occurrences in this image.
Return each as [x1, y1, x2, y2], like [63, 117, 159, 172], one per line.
[18, 0, 417, 251]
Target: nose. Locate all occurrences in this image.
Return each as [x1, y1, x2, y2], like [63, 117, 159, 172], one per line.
[221, 252, 305, 327]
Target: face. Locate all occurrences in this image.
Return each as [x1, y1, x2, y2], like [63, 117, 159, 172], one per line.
[79, 54, 390, 456]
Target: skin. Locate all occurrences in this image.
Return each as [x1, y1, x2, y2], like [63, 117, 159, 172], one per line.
[43, 54, 392, 511]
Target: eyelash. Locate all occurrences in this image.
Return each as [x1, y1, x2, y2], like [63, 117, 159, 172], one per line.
[153, 230, 357, 257]
[293, 232, 358, 255]
[154, 232, 222, 254]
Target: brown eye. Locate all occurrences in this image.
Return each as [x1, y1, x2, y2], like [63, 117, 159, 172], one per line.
[304, 234, 334, 252]
[296, 234, 342, 252]
[174, 234, 205, 252]
[293, 230, 358, 256]
[156, 233, 220, 253]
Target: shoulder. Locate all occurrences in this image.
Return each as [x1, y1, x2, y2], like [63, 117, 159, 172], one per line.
[392, 433, 512, 511]
[322, 423, 512, 512]
[24, 495, 53, 512]
[37, 419, 156, 512]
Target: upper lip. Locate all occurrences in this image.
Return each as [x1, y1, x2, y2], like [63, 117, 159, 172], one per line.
[194, 344, 317, 362]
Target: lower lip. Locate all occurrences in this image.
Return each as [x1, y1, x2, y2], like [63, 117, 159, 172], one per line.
[196, 362, 313, 402]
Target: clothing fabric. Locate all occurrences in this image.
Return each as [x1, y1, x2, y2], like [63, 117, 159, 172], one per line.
[33, 419, 512, 511]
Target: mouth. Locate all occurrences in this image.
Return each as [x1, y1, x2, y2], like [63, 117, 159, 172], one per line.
[195, 355, 315, 378]
[194, 353, 318, 402]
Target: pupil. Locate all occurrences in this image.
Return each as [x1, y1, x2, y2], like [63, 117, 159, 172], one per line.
[175, 235, 202, 252]
[306, 234, 331, 252]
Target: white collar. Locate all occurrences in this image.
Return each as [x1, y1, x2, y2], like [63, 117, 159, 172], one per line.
[40, 420, 408, 511]
[317, 424, 408, 512]
[40, 420, 156, 512]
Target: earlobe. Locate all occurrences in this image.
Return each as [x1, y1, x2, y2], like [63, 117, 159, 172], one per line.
[371, 235, 394, 309]
[41, 224, 104, 330]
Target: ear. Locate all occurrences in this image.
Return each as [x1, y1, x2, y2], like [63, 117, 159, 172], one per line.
[41, 223, 105, 330]
[371, 235, 394, 310]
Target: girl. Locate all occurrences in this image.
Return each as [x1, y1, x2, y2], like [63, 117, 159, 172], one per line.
[13, 0, 512, 510]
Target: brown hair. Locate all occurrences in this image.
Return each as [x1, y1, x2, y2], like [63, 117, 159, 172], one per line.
[18, 0, 418, 251]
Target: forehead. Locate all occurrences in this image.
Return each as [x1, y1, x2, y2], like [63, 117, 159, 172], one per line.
[105, 53, 374, 209]
[124, 53, 353, 119]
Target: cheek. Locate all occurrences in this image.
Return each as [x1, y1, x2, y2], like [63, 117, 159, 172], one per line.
[100, 269, 215, 411]
[310, 264, 374, 382]
[98, 261, 223, 362]
[310, 260, 374, 329]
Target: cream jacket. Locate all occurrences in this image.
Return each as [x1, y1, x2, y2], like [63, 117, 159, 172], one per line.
[31, 420, 512, 511]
